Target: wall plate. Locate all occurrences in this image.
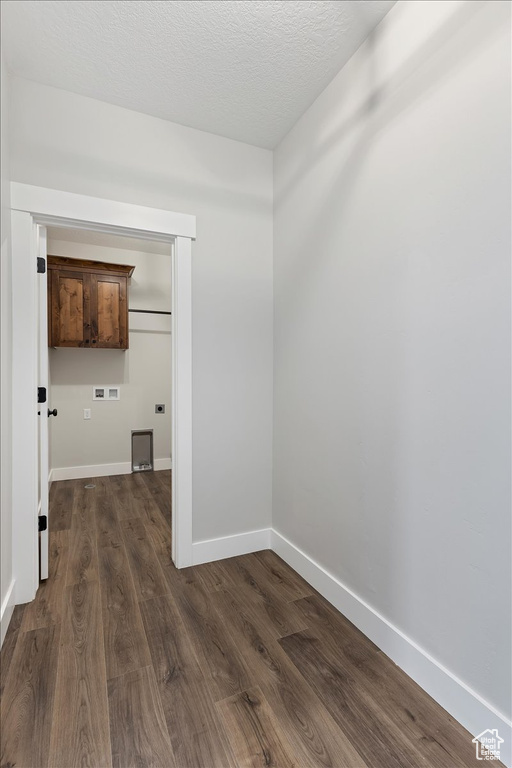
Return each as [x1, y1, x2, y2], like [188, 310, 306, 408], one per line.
[155, 403, 165, 414]
[132, 429, 154, 472]
[93, 385, 120, 401]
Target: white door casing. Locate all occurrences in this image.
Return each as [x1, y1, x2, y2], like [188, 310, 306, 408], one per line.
[11, 183, 195, 603]
[11, 209, 39, 602]
[37, 224, 49, 580]
[171, 236, 193, 569]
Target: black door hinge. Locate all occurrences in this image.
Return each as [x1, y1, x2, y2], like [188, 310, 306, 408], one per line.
[38, 515, 48, 532]
[37, 257, 46, 274]
[38, 387, 47, 404]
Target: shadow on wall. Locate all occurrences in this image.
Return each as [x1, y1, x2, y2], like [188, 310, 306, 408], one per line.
[274, 0, 508, 370]
[49, 347, 128, 385]
[275, 0, 500, 212]
[273, 0, 511, 716]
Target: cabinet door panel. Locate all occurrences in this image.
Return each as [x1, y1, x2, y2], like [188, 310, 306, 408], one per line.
[90, 274, 128, 349]
[50, 270, 90, 347]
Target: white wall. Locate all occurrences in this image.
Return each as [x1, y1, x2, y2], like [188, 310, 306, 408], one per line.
[10, 80, 274, 542]
[47, 233, 172, 474]
[7, 4, 510, 753]
[0, 48, 15, 644]
[274, 0, 510, 730]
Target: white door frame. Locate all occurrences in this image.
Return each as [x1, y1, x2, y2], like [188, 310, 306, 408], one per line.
[11, 183, 195, 604]
[37, 224, 49, 580]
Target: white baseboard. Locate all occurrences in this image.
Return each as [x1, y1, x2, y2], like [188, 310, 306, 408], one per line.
[192, 527, 271, 566]
[50, 458, 172, 482]
[153, 458, 173, 472]
[0, 579, 16, 649]
[271, 529, 512, 768]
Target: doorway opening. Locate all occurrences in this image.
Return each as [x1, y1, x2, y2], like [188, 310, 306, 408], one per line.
[45, 227, 173, 564]
[11, 183, 195, 605]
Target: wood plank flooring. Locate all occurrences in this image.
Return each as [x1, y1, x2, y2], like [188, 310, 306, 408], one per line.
[0, 471, 491, 767]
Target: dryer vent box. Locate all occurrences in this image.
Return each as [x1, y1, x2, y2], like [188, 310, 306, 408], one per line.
[132, 430, 153, 472]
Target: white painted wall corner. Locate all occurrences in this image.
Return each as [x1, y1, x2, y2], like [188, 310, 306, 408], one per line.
[271, 529, 512, 768]
[0, 579, 16, 648]
[192, 527, 271, 566]
[190, 518, 511, 766]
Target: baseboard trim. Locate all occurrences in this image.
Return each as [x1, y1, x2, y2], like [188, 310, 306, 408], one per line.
[153, 458, 173, 472]
[0, 579, 16, 649]
[192, 527, 271, 566]
[50, 458, 172, 482]
[271, 529, 512, 767]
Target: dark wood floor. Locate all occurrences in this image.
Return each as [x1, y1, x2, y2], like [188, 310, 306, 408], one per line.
[1, 471, 488, 767]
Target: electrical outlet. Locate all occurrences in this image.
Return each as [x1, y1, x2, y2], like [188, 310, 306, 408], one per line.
[155, 404, 165, 414]
[84, 409, 91, 420]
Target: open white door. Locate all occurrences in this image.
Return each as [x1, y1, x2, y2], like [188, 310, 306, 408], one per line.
[37, 225, 49, 580]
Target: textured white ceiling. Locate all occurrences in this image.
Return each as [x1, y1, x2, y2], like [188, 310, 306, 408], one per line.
[2, 0, 395, 148]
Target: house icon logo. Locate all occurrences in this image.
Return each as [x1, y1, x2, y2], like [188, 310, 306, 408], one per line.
[472, 729, 504, 761]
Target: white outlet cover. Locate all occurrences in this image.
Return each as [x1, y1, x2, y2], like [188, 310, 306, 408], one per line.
[93, 385, 120, 401]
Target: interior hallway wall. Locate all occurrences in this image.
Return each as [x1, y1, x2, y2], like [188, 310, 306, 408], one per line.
[47, 234, 172, 474]
[273, 0, 511, 726]
[0, 45, 14, 643]
[10, 80, 274, 542]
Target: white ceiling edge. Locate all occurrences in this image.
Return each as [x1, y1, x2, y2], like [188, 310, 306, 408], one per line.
[2, 0, 396, 149]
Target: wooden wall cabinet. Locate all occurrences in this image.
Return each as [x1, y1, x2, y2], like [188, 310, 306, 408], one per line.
[47, 256, 135, 349]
